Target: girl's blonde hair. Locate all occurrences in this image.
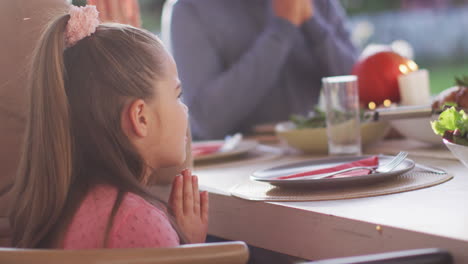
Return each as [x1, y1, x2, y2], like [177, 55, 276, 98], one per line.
[10, 11, 183, 248]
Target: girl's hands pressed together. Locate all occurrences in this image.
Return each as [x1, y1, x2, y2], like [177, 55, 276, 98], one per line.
[169, 169, 209, 243]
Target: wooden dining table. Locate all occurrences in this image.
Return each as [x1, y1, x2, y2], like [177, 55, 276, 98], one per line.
[155, 138, 468, 263]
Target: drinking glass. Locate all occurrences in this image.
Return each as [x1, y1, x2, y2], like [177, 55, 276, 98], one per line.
[322, 75, 362, 156]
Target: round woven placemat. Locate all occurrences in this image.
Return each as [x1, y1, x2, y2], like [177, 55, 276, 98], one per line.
[230, 167, 453, 201]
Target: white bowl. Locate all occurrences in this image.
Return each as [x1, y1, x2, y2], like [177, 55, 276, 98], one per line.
[275, 121, 390, 154]
[443, 139, 468, 169]
[390, 117, 442, 145]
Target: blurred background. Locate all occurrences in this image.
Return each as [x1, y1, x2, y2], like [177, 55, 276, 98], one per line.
[74, 0, 468, 95]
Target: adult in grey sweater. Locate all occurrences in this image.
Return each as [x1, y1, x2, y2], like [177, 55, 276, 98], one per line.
[163, 0, 358, 140]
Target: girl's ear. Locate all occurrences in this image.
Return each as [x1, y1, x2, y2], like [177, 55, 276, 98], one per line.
[127, 99, 149, 137]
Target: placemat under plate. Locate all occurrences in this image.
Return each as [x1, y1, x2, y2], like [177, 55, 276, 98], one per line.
[230, 167, 452, 202]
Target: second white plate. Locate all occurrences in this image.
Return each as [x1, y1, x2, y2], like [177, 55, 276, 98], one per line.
[193, 140, 258, 162]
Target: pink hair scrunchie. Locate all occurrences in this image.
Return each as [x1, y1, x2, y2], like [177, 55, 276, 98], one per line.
[65, 5, 100, 48]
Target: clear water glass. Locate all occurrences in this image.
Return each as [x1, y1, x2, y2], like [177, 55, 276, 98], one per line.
[322, 75, 362, 156]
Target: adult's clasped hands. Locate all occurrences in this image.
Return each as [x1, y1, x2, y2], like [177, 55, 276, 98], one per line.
[87, 0, 141, 27]
[169, 169, 209, 244]
[273, 0, 313, 26]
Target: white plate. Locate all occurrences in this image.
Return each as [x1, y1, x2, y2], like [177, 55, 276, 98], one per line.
[390, 117, 442, 145]
[193, 140, 258, 162]
[251, 155, 415, 188]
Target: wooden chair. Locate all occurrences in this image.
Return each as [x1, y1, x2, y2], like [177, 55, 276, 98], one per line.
[303, 248, 453, 264]
[0, 241, 249, 264]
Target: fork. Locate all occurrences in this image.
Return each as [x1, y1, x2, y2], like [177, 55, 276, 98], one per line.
[295, 151, 408, 180]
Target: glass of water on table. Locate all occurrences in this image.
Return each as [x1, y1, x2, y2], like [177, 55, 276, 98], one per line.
[322, 75, 362, 156]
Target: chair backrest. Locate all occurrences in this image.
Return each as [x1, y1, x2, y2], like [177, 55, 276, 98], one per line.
[0, 241, 249, 264]
[304, 248, 453, 264]
[0, 0, 69, 247]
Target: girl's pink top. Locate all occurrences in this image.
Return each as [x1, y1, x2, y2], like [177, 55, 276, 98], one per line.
[62, 184, 180, 249]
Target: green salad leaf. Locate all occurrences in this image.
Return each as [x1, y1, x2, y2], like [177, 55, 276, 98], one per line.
[431, 107, 464, 135]
[455, 75, 468, 87]
[290, 107, 326, 129]
[441, 101, 457, 108]
[431, 106, 468, 145]
[290, 107, 367, 129]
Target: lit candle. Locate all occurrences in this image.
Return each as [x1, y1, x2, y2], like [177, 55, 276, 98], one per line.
[398, 69, 431, 106]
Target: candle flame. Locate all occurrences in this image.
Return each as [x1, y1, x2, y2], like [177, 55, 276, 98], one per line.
[399, 64, 409, 74]
[407, 60, 418, 71]
[368, 102, 376, 110]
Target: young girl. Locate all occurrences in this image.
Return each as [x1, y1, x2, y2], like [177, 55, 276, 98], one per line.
[9, 5, 208, 249]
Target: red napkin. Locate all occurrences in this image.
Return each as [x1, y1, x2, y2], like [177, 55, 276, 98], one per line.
[276, 156, 379, 180]
[192, 142, 223, 157]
